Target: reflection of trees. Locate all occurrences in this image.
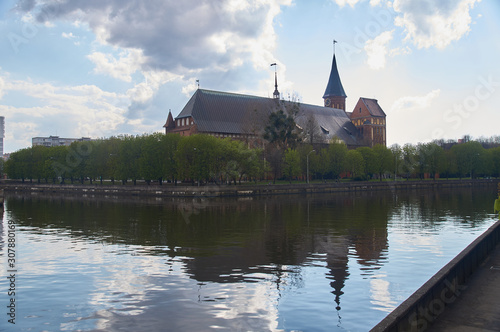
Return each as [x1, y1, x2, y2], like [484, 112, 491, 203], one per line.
[5, 185, 495, 314]
[390, 187, 493, 230]
[6, 191, 391, 313]
[0, 206, 3, 255]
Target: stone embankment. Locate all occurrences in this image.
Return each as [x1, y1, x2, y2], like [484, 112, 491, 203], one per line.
[1, 179, 496, 198]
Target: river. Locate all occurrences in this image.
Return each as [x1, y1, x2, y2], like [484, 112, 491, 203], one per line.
[0, 185, 497, 331]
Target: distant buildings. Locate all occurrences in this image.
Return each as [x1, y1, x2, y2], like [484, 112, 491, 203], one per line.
[32, 136, 91, 147]
[164, 47, 386, 148]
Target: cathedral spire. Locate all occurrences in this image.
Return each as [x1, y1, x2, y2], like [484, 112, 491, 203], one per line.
[323, 41, 346, 110]
[271, 63, 279, 99]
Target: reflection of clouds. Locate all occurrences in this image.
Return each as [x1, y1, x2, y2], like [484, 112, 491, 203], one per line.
[203, 280, 280, 331]
[88, 249, 191, 319]
[14, 222, 284, 331]
[369, 274, 398, 313]
[391, 233, 444, 256]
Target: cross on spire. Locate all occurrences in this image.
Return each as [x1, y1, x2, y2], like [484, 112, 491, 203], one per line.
[333, 39, 337, 55]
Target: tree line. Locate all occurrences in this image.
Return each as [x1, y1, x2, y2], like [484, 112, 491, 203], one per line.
[3, 132, 500, 185]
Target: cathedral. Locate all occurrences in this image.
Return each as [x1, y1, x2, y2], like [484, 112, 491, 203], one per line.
[164, 49, 386, 148]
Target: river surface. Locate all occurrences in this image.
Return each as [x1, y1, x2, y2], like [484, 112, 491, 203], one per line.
[0, 186, 498, 331]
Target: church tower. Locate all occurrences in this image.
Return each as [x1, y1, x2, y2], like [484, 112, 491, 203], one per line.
[323, 43, 346, 111]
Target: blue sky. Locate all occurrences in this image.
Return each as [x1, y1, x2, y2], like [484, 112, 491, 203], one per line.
[0, 0, 499, 153]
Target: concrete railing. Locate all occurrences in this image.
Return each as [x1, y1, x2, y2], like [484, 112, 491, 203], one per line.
[370, 219, 500, 332]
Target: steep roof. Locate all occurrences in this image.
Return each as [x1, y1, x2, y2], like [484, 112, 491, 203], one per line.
[177, 89, 274, 134]
[295, 105, 359, 146]
[163, 110, 175, 129]
[323, 54, 346, 98]
[174, 89, 361, 146]
[361, 98, 386, 117]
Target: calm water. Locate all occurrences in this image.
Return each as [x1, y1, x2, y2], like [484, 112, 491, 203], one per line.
[0, 186, 498, 331]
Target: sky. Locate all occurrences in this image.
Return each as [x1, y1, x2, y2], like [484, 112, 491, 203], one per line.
[0, 0, 499, 153]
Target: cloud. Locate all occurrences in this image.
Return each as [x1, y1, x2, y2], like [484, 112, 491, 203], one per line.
[393, 0, 480, 49]
[23, 0, 291, 82]
[14, 0, 36, 12]
[61, 32, 75, 39]
[364, 30, 394, 70]
[334, 0, 363, 7]
[87, 49, 145, 83]
[333, 0, 383, 7]
[391, 89, 441, 112]
[126, 70, 182, 113]
[0, 75, 129, 149]
[0, 76, 5, 100]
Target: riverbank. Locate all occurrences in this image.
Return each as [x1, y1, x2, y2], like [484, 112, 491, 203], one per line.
[1, 178, 497, 198]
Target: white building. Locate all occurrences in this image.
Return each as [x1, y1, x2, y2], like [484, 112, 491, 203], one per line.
[32, 136, 91, 147]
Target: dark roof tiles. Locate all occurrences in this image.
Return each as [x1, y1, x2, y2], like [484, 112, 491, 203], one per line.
[361, 98, 386, 117]
[174, 89, 361, 146]
[323, 54, 347, 98]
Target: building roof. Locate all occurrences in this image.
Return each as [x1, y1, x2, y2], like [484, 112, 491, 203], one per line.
[295, 105, 359, 145]
[361, 98, 386, 117]
[323, 54, 346, 98]
[177, 89, 273, 134]
[163, 110, 175, 129]
[174, 89, 361, 146]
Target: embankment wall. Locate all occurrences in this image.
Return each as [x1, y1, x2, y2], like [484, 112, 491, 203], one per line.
[0, 179, 496, 198]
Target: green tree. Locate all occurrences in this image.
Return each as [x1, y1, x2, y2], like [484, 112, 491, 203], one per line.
[116, 135, 141, 185]
[451, 141, 485, 179]
[31, 145, 49, 183]
[390, 144, 402, 180]
[357, 146, 377, 179]
[139, 133, 165, 185]
[68, 141, 94, 184]
[89, 139, 110, 184]
[88, 137, 120, 184]
[49, 146, 72, 184]
[282, 148, 301, 183]
[17, 148, 34, 183]
[175, 134, 219, 184]
[239, 148, 263, 183]
[422, 143, 446, 179]
[161, 134, 182, 184]
[328, 140, 348, 180]
[489, 147, 500, 178]
[263, 102, 301, 150]
[400, 144, 417, 180]
[107, 137, 121, 184]
[316, 147, 330, 181]
[372, 144, 393, 181]
[218, 138, 243, 184]
[345, 149, 365, 179]
[264, 144, 283, 184]
[442, 149, 455, 180]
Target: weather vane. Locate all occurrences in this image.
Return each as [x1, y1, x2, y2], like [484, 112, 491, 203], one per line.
[196, 79, 199, 89]
[333, 39, 337, 54]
